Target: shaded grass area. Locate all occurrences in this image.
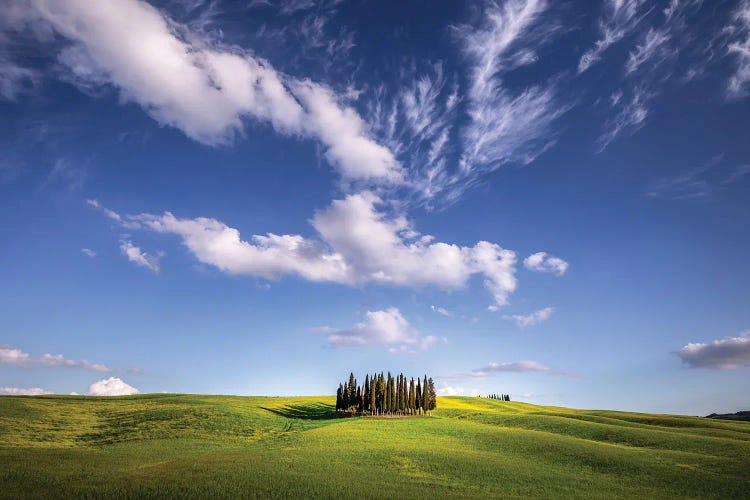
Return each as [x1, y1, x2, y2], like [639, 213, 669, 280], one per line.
[1, 395, 748, 499]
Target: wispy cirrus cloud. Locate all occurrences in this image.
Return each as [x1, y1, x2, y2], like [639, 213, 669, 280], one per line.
[578, 0, 649, 74]
[0, 346, 112, 372]
[676, 331, 750, 369]
[431, 305, 453, 317]
[726, 0, 750, 99]
[646, 155, 750, 200]
[597, 86, 653, 151]
[625, 27, 673, 75]
[596, 1, 704, 150]
[503, 307, 554, 327]
[450, 0, 568, 204]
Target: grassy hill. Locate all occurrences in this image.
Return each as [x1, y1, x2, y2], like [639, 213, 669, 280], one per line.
[1, 394, 748, 498]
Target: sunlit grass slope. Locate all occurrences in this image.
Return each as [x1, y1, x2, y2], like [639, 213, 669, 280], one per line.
[1, 395, 748, 498]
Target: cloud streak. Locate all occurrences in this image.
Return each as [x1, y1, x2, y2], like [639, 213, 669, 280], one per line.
[578, 0, 648, 73]
[0, 387, 53, 396]
[0, 346, 112, 372]
[726, 0, 750, 99]
[120, 240, 160, 273]
[443, 360, 573, 379]
[503, 307, 554, 327]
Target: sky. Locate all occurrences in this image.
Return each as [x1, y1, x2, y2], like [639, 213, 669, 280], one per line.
[0, 0, 748, 415]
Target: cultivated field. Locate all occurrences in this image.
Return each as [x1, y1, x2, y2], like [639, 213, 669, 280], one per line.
[1, 394, 748, 498]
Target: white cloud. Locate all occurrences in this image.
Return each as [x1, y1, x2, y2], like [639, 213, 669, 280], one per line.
[469, 360, 567, 377]
[452, 0, 567, 202]
[436, 384, 479, 396]
[88, 377, 140, 396]
[503, 306, 554, 327]
[120, 240, 160, 273]
[86, 199, 122, 222]
[314, 307, 437, 353]
[625, 28, 672, 75]
[0, 57, 39, 101]
[10, 0, 400, 183]
[597, 86, 652, 151]
[431, 305, 452, 317]
[0, 346, 111, 372]
[102, 192, 518, 309]
[0, 387, 53, 396]
[523, 251, 568, 276]
[81, 248, 96, 257]
[0, 347, 30, 365]
[727, 0, 750, 99]
[596, 1, 702, 151]
[578, 0, 647, 73]
[676, 331, 750, 369]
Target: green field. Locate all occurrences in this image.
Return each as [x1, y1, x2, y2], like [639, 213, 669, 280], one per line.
[1, 395, 748, 498]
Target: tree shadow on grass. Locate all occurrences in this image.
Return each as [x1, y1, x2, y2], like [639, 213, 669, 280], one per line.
[261, 402, 342, 420]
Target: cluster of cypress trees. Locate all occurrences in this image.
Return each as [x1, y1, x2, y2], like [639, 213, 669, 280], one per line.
[486, 393, 510, 401]
[335, 372, 436, 416]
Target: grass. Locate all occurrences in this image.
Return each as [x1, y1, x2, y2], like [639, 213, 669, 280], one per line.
[1, 395, 748, 498]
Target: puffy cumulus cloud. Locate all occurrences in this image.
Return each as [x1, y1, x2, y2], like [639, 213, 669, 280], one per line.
[81, 248, 97, 257]
[314, 307, 438, 354]
[523, 251, 568, 276]
[676, 331, 750, 369]
[99, 192, 518, 309]
[0, 347, 30, 365]
[436, 384, 480, 397]
[503, 307, 554, 327]
[9, 0, 400, 183]
[0, 387, 53, 396]
[88, 377, 140, 396]
[0, 346, 111, 372]
[120, 240, 161, 273]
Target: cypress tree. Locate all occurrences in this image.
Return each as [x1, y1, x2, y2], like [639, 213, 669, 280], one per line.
[395, 374, 401, 415]
[427, 378, 436, 413]
[416, 378, 422, 415]
[400, 374, 406, 414]
[408, 378, 415, 414]
[403, 375, 408, 413]
[389, 374, 396, 414]
[364, 375, 370, 412]
[370, 377, 377, 415]
[422, 375, 428, 412]
[383, 372, 393, 413]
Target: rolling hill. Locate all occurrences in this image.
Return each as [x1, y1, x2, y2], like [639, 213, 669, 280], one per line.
[1, 394, 748, 498]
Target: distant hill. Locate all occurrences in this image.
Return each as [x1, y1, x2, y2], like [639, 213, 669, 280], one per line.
[705, 410, 750, 421]
[0, 395, 749, 498]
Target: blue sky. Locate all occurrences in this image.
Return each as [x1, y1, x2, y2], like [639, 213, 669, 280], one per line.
[1, 0, 749, 414]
